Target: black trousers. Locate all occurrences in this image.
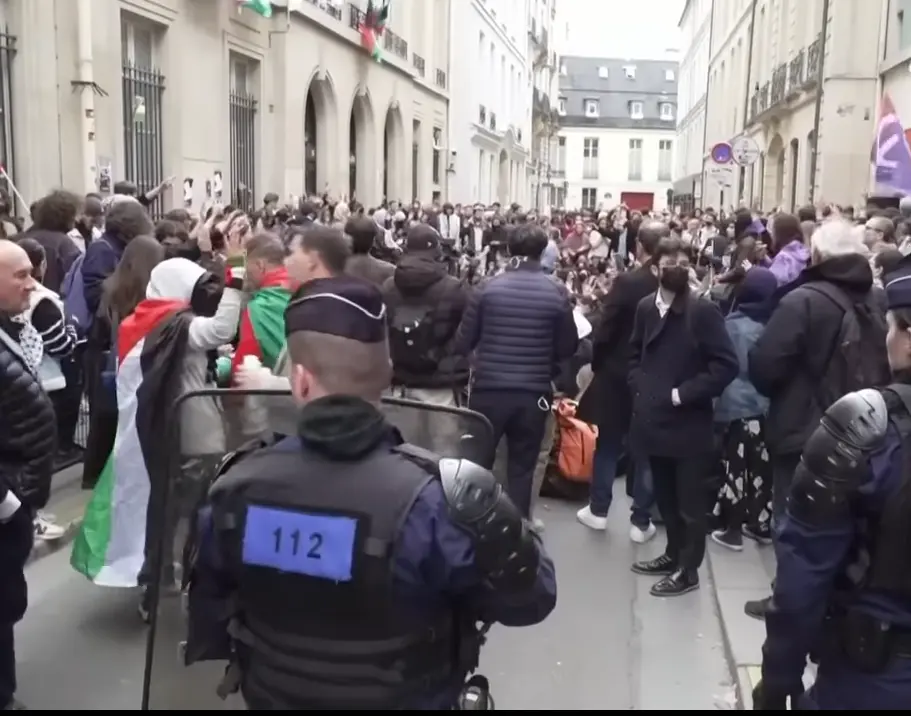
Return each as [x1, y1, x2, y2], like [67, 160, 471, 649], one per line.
[0, 509, 33, 708]
[469, 390, 551, 518]
[650, 455, 711, 572]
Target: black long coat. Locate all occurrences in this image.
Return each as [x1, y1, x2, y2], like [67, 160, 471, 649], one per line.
[577, 266, 658, 438]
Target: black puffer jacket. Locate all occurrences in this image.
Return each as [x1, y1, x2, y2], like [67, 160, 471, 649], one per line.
[0, 320, 58, 510]
[382, 254, 470, 389]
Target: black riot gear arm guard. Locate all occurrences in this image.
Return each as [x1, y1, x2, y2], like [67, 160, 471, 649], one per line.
[439, 458, 541, 592]
[790, 388, 889, 527]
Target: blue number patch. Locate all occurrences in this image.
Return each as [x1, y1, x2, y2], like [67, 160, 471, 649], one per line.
[242, 505, 357, 582]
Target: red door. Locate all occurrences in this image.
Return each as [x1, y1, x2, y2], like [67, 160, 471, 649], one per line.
[620, 192, 654, 212]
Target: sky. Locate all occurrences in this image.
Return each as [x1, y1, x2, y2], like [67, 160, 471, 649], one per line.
[557, 0, 685, 60]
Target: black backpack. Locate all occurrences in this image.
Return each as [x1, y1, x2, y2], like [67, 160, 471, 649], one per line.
[804, 282, 890, 408]
[389, 301, 440, 374]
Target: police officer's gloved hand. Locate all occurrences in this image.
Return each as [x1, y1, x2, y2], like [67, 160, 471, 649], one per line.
[751, 679, 798, 710]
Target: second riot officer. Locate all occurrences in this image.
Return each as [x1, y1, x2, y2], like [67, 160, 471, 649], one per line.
[183, 271, 558, 710]
[755, 260, 911, 709]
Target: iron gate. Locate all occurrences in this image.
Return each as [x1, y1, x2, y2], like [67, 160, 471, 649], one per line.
[0, 28, 16, 211]
[229, 91, 256, 210]
[122, 62, 165, 216]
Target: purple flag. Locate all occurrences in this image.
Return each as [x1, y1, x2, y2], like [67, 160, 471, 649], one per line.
[873, 94, 911, 197]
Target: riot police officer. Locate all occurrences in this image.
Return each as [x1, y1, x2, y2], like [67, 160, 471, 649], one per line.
[184, 274, 557, 710]
[754, 266, 911, 709]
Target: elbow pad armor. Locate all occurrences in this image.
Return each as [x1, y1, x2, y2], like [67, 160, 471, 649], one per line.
[439, 458, 541, 592]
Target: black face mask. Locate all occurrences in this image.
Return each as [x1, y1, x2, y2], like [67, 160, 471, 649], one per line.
[659, 266, 689, 294]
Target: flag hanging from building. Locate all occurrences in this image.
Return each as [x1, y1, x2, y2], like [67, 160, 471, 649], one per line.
[872, 93, 911, 197]
[238, 0, 273, 18]
[359, 0, 391, 62]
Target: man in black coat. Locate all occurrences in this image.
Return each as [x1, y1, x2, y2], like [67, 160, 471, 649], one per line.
[0, 241, 59, 710]
[628, 237, 738, 597]
[577, 221, 666, 543]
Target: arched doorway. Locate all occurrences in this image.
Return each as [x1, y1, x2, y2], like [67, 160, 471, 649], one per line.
[498, 150, 509, 205]
[304, 94, 318, 196]
[788, 138, 800, 211]
[303, 74, 338, 197]
[383, 104, 405, 202]
[765, 134, 785, 209]
[348, 92, 375, 201]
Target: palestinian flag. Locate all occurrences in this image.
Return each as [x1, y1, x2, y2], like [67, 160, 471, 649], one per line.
[238, 0, 272, 18]
[231, 267, 291, 373]
[71, 299, 191, 587]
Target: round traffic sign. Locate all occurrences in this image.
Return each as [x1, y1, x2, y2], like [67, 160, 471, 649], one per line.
[711, 142, 733, 164]
[731, 136, 761, 166]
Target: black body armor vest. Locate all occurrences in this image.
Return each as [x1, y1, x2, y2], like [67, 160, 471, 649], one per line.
[210, 440, 462, 710]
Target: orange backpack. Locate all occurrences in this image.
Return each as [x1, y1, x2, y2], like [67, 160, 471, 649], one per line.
[552, 399, 599, 483]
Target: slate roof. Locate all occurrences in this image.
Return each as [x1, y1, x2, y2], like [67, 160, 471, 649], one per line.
[558, 56, 679, 131]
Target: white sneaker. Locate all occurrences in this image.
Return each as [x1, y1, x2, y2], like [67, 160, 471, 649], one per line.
[629, 523, 657, 544]
[34, 514, 65, 541]
[576, 504, 608, 531]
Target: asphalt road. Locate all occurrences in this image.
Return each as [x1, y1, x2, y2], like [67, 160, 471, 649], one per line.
[14, 487, 735, 710]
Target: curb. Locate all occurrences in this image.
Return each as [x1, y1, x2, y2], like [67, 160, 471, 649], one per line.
[704, 549, 746, 710]
[27, 517, 82, 566]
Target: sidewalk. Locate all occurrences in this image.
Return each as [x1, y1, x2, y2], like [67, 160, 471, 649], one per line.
[30, 464, 90, 564]
[707, 539, 816, 709]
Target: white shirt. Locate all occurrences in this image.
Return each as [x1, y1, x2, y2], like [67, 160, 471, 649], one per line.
[654, 287, 672, 319]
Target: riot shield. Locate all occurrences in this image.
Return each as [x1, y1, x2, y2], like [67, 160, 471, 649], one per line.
[141, 389, 495, 710]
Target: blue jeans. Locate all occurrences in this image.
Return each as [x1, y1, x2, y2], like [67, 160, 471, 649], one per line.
[588, 431, 654, 529]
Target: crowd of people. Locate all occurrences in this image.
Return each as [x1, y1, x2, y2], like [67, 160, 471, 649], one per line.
[0, 179, 909, 708]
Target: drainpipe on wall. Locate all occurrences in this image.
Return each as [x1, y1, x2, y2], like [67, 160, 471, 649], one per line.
[740, 0, 758, 204]
[808, 0, 831, 205]
[76, 0, 97, 192]
[698, 0, 716, 210]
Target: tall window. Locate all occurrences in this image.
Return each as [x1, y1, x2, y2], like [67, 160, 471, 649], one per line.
[658, 139, 673, 181]
[582, 188, 597, 210]
[122, 14, 164, 214]
[557, 135, 566, 171]
[660, 103, 675, 121]
[629, 101, 643, 119]
[583, 138, 599, 180]
[628, 138, 643, 181]
[229, 54, 258, 208]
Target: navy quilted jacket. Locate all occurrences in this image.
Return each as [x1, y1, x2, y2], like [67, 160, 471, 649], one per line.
[455, 260, 577, 393]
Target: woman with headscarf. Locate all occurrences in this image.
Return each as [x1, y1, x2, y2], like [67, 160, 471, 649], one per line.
[710, 267, 778, 550]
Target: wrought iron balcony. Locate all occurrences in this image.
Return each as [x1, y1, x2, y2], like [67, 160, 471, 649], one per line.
[322, 0, 342, 21]
[770, 63, 787, 105]
[788, 49, 805, 92]
[412, 53, 425, 77]
[435, 69, 447, 89]
[806, 34, 822, 85]
[382, 29, 408, 60]
[478, 105, 487, 125]
[348, 4, 363, 29]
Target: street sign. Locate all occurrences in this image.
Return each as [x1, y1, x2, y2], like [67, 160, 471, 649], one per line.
[731, 136, 761, 166]
[707, 163, 736, 189]
[710, 142, 733, 164]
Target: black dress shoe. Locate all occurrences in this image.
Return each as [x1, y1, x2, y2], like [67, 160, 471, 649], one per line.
[650, 568, 699, 597]
[631, 553, 676, 576]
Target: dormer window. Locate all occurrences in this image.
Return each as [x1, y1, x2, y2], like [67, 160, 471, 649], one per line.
[557, 97, 566, 115]
[629, 101, 643, 119]
[598, 66, 608, 78]
[584, 99, 600, 117]
[660, 102, 675, 120]
[560, 63, 567, 75]
[665, 69, 675, 81]
[623, 65, 636, 79]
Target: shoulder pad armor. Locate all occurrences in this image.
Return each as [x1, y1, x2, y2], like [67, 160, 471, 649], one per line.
[822, 388, 889, 450]
[439, 458, 502, 524]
